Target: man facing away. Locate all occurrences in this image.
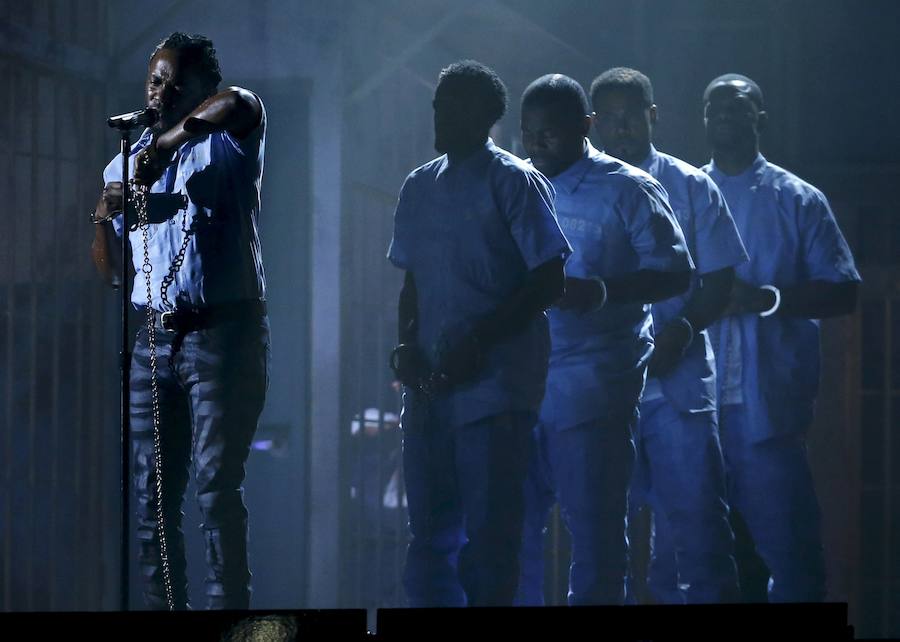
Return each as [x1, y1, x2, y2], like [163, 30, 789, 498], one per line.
[516, 74, 693, 606]
[91, 32, 269, 609]
[387, 60, 571, 607]
[591, 66, 747, 604]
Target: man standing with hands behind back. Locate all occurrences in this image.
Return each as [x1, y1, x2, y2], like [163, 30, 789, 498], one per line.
[388, 60, 571, 607]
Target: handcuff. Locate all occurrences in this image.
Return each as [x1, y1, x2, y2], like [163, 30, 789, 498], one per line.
[758, 284, 781, 317]
[670, 316, 695, 350]
[588, 276, 608, 310]
[389, 343, 448, 400]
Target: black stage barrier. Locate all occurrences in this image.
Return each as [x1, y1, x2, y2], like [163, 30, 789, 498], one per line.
[0, 609, 368, 641]
[378, 603, 853, 641]
[2, 603, 854, 640]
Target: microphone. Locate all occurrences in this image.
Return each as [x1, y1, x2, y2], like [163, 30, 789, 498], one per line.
[107, 108, 159, 130]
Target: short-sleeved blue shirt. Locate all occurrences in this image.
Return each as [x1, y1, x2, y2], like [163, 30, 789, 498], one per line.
[104, 102, 267, 311]
[541, 141, 693, 430]
[388, 139, 572, 427]
[705, 154, 861, 441]
[638, 146, 748, 413]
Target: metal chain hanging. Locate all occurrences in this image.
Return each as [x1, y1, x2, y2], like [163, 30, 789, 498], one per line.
[134, 181, 176, 611]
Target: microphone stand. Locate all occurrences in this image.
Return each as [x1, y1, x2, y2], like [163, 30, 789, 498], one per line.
[106, 107, 157, 611]
[118, 129, 132, 612]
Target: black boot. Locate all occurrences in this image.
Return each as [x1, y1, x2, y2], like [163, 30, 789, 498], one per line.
[198, 490, 252, 609]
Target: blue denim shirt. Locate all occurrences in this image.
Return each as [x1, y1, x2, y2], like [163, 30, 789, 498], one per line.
[705, 154, 861, 441]
[541, 141, 693, 430]
[388, 139, 571, 427]
[638, 146, 748, 413]
[105, 102, 267, 311]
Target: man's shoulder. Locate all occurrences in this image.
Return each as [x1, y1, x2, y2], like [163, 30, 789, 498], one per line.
[762, 160, 829, 208]
[489, 143, 534, 173]
[655, 150, 723, 199]
[481, 145, 549, 196]
[655, 150, 707, 182]
[585, 149, 660, 197]
[402, 156, 446, 184]
[763, 160, 823, 195]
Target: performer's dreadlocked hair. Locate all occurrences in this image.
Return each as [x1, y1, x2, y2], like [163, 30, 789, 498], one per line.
[152, 32, 222, 91]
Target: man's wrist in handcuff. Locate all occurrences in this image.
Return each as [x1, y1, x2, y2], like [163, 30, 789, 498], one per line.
[669, 316, 694, 349]
[758, 284, 781, 317]
[589, 276, 608, 310]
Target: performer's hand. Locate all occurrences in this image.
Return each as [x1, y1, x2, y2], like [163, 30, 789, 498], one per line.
[722, 278, 776, 317]
[557, 276, 605, 314]
[435, 332, 484, 386]
[648, 322, 692, 378]
[389, 343, 428, 387]
[94, 182, 124, 221]
[133, 139, 171, 188]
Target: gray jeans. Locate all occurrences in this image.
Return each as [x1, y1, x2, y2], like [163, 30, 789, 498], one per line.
[130, 309, 270, 609]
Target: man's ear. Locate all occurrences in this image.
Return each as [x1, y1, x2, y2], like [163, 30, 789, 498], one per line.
[649, 104, 658, 125]
[757, 110, 768, 133]
[581, 112, 595, 137]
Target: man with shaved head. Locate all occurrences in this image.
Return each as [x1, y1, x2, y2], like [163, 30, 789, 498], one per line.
[516, 73, 692, 605]
[692, 73, 861, 601]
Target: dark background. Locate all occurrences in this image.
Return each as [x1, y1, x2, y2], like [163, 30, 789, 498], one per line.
[0, 0, 897, 638]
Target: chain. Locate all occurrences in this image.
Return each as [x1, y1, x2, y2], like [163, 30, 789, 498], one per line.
[134, 182, 176, 611]
[159, 201, 194, 311]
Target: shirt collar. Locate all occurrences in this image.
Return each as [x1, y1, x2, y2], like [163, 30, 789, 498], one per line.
[550, 138, 595, 195]
[132, 127, 154, 152]
[440, 137, 495, 173]
[708, 152, 767, 184]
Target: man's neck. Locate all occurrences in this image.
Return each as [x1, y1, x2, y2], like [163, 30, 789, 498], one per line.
[711, 144, 759, 176]
[446, 137, 488, 164]
[629, 143, 653, 168]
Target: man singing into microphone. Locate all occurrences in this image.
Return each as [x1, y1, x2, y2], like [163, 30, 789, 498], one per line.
[91, 32, 269, 610]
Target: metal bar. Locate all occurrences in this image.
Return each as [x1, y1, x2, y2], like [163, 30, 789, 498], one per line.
[98, 1, 112, 610]
[881, 299, 892, 637]
[374, 408, 384, 606]
[72, 85, 89, 609]
[73, 77, 89, 611]
[74, 72, 87, 613]
[355, 407, 365, 606]
[395, 433, 406, 606]
[2, 57, 14, 612]
[26, 68, 38, 612]
[375, 191, 388, 607]
[119, 130, 132, 612]
[48, 67, 61, 612]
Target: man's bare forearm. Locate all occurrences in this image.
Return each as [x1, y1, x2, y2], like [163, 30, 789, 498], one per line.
[605, 269, 691, 305]
[473, 256, 565, 346]
[678, 267, 734, 332]
[156, 87, 261, 154]
[90, 221, 121, 287]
